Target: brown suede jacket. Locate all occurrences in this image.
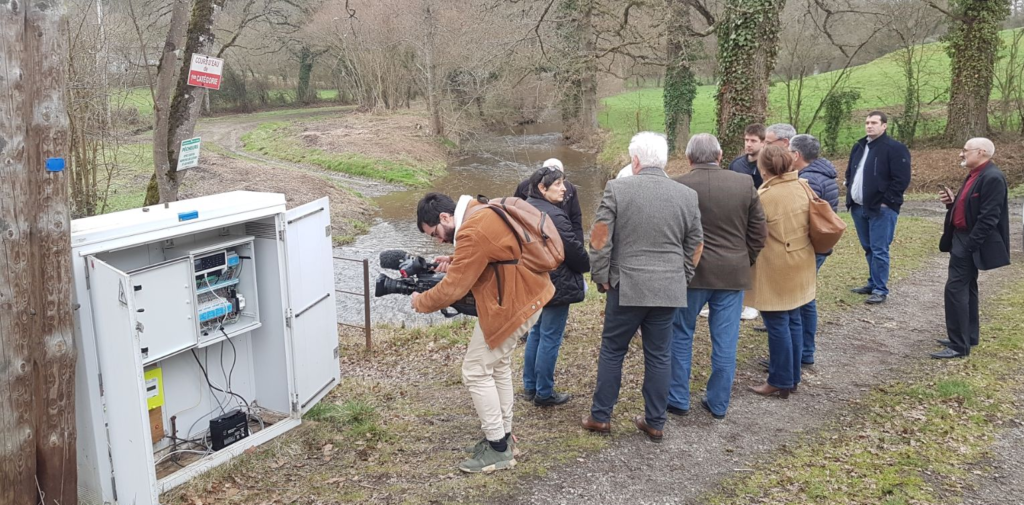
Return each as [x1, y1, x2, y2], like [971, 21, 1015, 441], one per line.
[413, 200, 554, 349]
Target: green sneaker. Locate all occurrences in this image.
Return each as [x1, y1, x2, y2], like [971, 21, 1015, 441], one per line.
[463, 434, 519, 456]
[458, 443, 516, 473]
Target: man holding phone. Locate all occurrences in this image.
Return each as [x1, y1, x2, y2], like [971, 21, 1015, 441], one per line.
[933, 138, 1010, 359]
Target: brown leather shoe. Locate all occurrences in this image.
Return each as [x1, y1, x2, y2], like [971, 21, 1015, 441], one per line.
[581, 415, 611, 434]
[633, 415, 663, 443]
[748, 383, 791, 399]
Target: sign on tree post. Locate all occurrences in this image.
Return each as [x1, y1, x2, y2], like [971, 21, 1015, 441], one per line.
[177, 137, 201, 171]
[187, 54, 223, 90]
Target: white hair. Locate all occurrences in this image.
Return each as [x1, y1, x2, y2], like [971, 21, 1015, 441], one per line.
[967, 137, 995, 158]
[766, 123, 796, 140]
[628, 131, 669, 169]
[685, 133, 722, 164]
[542, 158, 564, 171]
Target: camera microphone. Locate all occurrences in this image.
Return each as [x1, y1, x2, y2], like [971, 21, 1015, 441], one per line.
[379, 249, 411, 270]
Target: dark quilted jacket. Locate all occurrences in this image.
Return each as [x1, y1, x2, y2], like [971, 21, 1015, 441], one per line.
[800, 158, 840, 212]
[526, 197, 590, 306]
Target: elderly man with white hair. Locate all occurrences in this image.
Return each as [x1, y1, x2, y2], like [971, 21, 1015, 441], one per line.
[582, 131, 703, 442]
[932, 137, 1011, 359]
[670, 133, 766, 420]
[514, 158, 583, 242]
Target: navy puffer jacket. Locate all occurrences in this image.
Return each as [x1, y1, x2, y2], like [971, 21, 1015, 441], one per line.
[800, 158, 840, 212]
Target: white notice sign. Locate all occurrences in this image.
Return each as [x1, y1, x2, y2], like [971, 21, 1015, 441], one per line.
[177, 137, 201, 171]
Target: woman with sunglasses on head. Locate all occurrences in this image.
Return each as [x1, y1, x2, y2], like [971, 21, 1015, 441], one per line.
[521, 166, 591, 406]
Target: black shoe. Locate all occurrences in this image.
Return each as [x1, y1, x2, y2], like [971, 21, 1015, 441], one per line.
[758, 358, 770, 370]
[534, 391, 571, 406]
[850, 285, 873, 295]
[700, 398, 725, 420]
[522, 390, 536, 402]
[801, 360, 814, 367]
[865, 293, 887, 305]
[667, 405, 690, 417]
[754, 325, 768, 332]
[930, 348, 966, 359]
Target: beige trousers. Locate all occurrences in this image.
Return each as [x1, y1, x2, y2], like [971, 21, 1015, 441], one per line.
[462, 310, 541, 441]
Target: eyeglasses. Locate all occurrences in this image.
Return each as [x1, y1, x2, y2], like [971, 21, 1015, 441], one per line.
[959, 148, 985, 155]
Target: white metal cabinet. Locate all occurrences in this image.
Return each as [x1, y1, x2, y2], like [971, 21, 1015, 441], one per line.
[71, 192, 341, 505]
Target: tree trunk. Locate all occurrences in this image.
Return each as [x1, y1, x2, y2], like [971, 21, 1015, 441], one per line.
[0, 5, 38, 504]
[26, 2, 76, 502]
[146, 0, 226, 206]
[556, 0, 596, 140]
[147, 0, 190, 207]
[297, 46, 316, 105]
[578, 4, 598, 134]
[2, 2, 75, 503]
[422, 2, 444, 136]
[943, 0, 1010, 140]
[664, 0, 699, 156]
[715, 0, 784, 155]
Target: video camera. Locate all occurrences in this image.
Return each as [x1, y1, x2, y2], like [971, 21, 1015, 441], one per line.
[374, 249, 477, 317]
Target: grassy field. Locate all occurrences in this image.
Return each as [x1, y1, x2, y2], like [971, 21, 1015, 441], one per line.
[100, 142, 155, 214]
[241, 121, 446, 187]
[163, 214, 942, 505]
[599, 28, 1024, 169]
[112, 87, 342, 120]
[706, 261, 1024, 505]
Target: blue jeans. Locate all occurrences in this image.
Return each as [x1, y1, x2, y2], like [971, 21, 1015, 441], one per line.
[799, 254, 828, 364]
[669, 289, 743, 416]
[522, 304, 571, 398]
[762, 309, 803, 389]
[850, 204, 899, 296]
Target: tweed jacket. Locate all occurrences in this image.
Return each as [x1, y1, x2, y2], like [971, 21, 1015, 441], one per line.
[590, 167, 703, 307]
[673, 163, 767, 291]
[745, 171, 816, 312]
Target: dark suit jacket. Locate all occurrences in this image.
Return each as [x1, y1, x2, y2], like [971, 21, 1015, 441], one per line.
[674, 164, 767, 290]
[844, 132, 912, 213]
[939, 162, 1011, 271]
[515, 178, 583, 243]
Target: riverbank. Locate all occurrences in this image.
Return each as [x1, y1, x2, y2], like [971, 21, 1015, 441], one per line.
[97, 105, 459, 245]
[162, 212, 945, 504]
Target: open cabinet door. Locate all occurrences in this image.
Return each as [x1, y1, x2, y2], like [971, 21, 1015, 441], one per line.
[87, 257, 158, 505]
[284, 198, 341, 414]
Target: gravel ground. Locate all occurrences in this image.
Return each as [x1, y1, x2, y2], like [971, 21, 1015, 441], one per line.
[504, 200, 1024, 505]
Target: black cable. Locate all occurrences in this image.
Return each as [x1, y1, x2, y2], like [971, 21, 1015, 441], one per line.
[191, 348, 250, 412]
[221, 328, 239, 399]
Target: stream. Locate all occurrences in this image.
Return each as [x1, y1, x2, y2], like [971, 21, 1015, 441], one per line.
[332, 123, 607, 327]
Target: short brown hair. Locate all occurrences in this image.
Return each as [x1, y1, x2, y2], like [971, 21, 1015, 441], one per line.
[757, 144, 794, 178]
[744, 123, 766, 141]
[867, 111, 888, 124]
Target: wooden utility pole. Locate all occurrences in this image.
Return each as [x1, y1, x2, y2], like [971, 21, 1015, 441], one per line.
[1, 1, 76, 504]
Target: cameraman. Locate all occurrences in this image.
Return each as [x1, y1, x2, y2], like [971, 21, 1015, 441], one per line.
[411, 192, 554, 474]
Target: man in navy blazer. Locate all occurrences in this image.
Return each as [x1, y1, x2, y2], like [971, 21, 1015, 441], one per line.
[845, 111, 912, 304]
[932, 138, 1011, 359]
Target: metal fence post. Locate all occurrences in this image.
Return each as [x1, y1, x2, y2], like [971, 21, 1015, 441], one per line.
[362, 259, 372, 351]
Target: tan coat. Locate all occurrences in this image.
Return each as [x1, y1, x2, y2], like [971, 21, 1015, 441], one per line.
[413, 200, 555, 349]
[745, 171, 816, 312]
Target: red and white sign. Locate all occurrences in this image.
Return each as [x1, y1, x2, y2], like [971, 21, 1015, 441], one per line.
[187, 54, 224, 90]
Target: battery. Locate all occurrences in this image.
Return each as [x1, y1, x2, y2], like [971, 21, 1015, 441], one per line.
[209, 409, 249, 451]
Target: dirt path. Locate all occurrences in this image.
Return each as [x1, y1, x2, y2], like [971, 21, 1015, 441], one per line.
[196, 106, 405, 197]
[505, 201, 1024, 505]
[961, 390, 1024, 505]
